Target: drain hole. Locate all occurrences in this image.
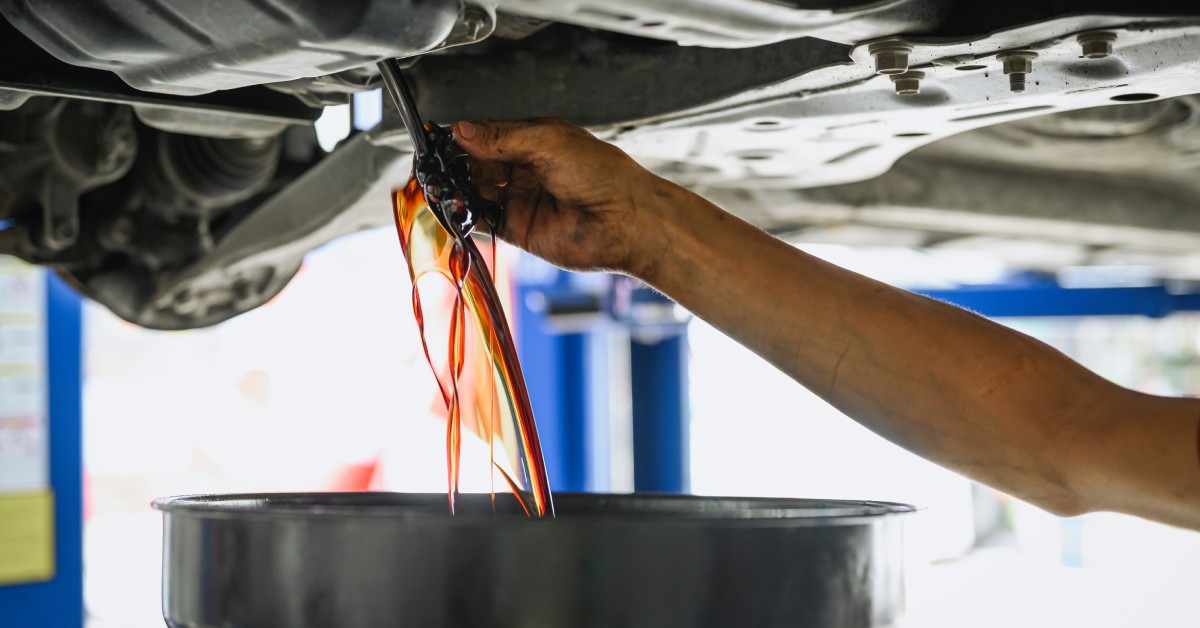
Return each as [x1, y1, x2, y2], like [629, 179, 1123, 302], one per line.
[894, 132, 929, 138]
[1111, 93, 1159, 102]
[954, 65, 988, 71]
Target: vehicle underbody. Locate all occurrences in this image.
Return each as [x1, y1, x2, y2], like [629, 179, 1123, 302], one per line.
[1, 0, 1199, 328]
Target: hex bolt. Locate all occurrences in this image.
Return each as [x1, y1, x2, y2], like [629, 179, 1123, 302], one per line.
[461, 6, 488, 41]
[890, 71, 925, 96]
[1078, 31, 1117, 59]
[868, 39, 914, 75]
[997, 50, 1038, 93]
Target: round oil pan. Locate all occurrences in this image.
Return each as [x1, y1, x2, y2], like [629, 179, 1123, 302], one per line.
[156, 492, 914, 627]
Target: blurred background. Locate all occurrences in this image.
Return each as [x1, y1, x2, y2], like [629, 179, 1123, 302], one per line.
[3, 6, 1200, 626]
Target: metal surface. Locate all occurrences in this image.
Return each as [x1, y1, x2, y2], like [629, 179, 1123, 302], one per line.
[4, 3, 1200, 327]
[156, 492, 913, 628]
[405, 26, 852, 127]
[0, 96, 320, 330]
[140, 133, 408, 329]
[615, 16, 1200, 190]
[0, 19, 320, 131]
[0, 98, 136, 253]
[377, 60, 430, 156]
[118, 31, 1200, 328]
[127, 133, 284, 230]
[0, 0, 463, 95]
[702, 94, 1200, 264]
[499, 0, 950, 47]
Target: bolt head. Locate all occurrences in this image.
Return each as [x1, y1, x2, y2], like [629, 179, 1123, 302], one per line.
[874, 51, 910, 75]
[997, 50, 1037, 75]
[868, 39, 913, 75]
[890, 71, 924, 96]
[1078, 32, 1117, 59]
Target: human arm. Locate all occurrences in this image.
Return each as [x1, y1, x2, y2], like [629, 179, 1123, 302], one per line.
[453, 118, 1200, 530]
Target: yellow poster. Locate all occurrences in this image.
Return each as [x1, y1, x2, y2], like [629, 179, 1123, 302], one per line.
[0, 490, 55, 585]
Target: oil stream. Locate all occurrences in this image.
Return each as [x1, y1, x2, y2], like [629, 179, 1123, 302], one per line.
[392, 177, 553, 517]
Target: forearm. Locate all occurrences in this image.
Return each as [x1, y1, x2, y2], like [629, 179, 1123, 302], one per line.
[636, 179, 1200, 525]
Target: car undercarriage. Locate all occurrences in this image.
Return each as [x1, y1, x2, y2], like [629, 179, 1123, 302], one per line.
[2, 0, 1199, 329]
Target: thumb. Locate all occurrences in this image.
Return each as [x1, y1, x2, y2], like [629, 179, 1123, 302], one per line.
[454, 118, 559, 164]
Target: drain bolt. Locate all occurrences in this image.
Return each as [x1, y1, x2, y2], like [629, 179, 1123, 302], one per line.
[997, 50, 1038, 93]
[891, 71, 924, 95]
[869, 39, 914, 75]
[1078, 32, 1117, 59]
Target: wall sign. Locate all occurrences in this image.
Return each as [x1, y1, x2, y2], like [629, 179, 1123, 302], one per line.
[0, 256, 54, 586]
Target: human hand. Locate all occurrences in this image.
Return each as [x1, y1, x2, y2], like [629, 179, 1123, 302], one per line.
[453, 118, 674, 279]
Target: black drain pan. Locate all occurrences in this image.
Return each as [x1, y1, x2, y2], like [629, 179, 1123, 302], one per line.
[155, 492, 914, 627]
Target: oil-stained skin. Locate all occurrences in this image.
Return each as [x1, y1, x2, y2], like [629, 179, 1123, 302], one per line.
[458, 118, 665, 278]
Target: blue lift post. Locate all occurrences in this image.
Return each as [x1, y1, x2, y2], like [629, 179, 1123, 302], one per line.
[630, 332, 689, 493]
[516, 321, 593, 493]
[0, 271, 84, 627]
[515, 256, 692, 495]
[917, 283, 1200, 318]
[514, 260, 596, 493]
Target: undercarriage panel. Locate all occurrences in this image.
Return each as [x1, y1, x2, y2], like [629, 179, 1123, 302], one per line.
[2, 1, 1200, 329]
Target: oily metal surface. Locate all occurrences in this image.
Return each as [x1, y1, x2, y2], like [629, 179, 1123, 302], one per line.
[156, 492, 913, 628]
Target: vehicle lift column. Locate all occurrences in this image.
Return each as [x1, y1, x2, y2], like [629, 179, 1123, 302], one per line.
[515, 256, 690, 494]
[629, 329, 689, 493]
[0, 259, 84, 627]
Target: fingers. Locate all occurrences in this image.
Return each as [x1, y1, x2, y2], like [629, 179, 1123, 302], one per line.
[453, 118, 579, 165]
[481, 164, 544, 248]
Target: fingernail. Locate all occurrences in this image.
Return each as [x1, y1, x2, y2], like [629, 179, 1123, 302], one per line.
[457, 120, 477, 140]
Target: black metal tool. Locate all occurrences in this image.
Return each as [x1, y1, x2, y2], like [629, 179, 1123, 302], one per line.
[377, 58, 501, 240]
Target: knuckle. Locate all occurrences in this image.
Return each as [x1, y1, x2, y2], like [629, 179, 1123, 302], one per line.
[547, 118, 580, 137]
[527, 117, 569, 138]
[482, 122, 505, 146]
[534, 120, 578, 151]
